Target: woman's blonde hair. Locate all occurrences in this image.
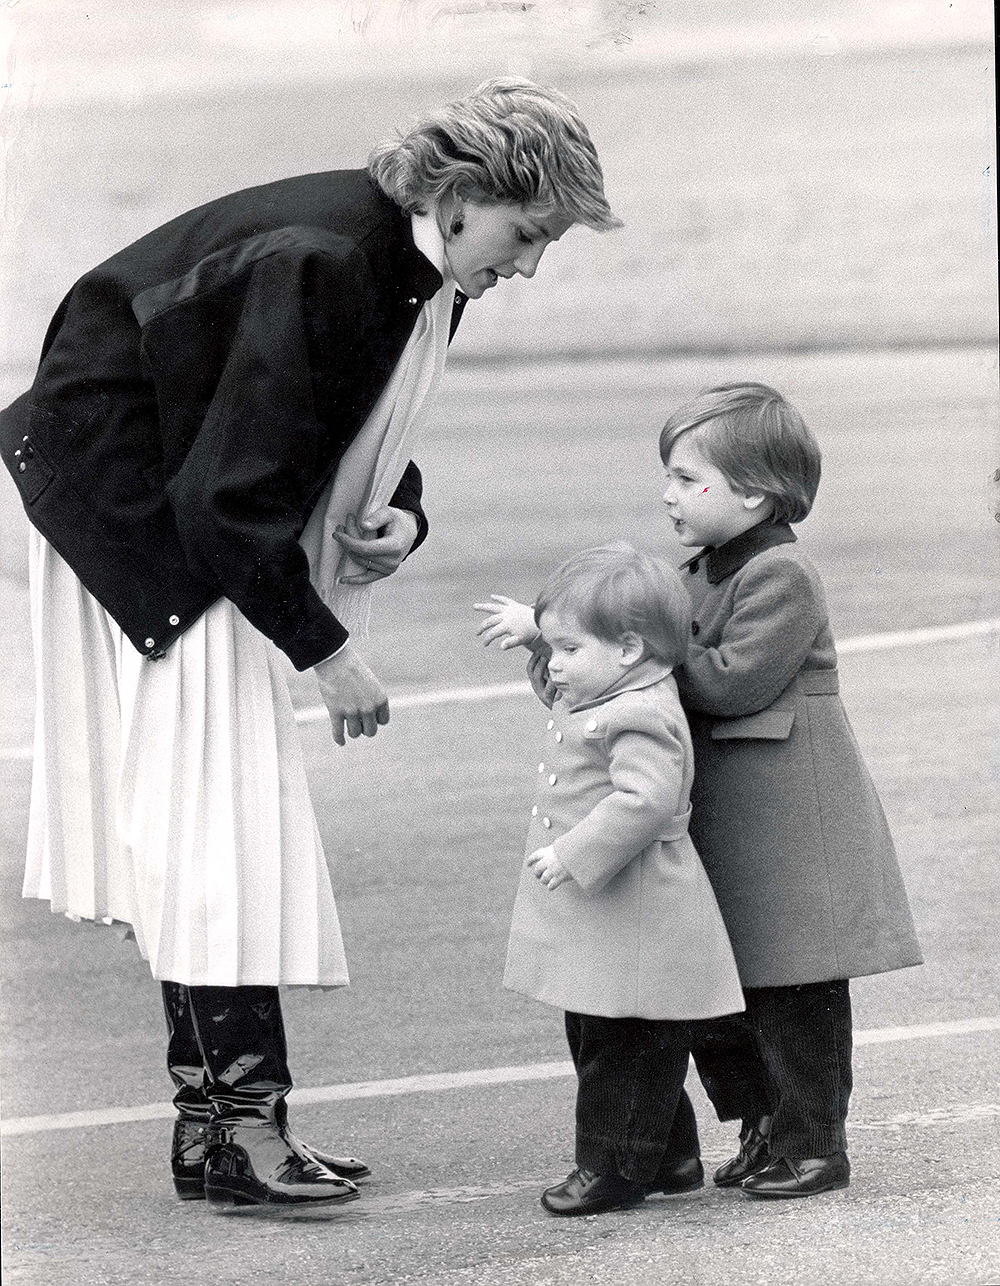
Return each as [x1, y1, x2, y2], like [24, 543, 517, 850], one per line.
[533, 543, 692, 668]
[659, 383, 822, 525]
[368, 77, 621, 231]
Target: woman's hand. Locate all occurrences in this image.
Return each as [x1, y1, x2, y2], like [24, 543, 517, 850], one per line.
[473, 595, 539, 649]
[527, 845, 571, 890]
[334, 507, 419, 585]
[315, 644, 390, 746]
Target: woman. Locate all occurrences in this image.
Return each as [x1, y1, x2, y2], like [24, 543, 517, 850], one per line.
[0, 78, 620, 1209]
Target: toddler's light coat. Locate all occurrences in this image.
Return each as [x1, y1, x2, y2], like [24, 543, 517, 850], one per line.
[504, 660, 744, 1020]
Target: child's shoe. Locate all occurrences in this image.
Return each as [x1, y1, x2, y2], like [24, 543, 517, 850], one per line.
[541, 1167, 649, 1216]
[713, 1117, 771, 1187]
[740, 1151, 850, 1198]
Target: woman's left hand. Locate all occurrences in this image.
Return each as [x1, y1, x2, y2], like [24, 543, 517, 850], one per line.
[334, 507, 419, 584]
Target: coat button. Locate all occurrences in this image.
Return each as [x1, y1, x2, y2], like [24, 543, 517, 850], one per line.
[586, 719, 598, 732]
[407, 296, 418, 305]
[555, 731, 563, 742]
[24, 445, 34, 458]
[18, 461, 26, 472]
[144, 637, 155, 649]
[542, 817, 552, 829]
[547, 719, 554, 730]
[538, 762, 545, 773]
[532, 805, 538, 817]
[548, 774, 557, 785]
[168, 614, 180, 626]
[691, 621, 700, 636]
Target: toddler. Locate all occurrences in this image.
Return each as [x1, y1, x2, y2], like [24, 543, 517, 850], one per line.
[497, 544, 744, 1217]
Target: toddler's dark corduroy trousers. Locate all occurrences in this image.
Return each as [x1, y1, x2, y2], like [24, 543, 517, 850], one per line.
[565, 1011, 700, 1183]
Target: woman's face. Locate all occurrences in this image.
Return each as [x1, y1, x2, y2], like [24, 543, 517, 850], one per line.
[444, 201, 573, 299]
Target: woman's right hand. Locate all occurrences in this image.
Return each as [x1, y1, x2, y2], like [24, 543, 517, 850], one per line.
[314, 645, 390, 746]
[473, 595, 539, 649]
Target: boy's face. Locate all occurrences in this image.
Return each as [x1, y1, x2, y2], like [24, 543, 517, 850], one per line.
[538, 607, 635, 707]
[662, 433, 768, 548]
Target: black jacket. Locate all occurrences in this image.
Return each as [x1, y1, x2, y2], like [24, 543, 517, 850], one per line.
[0, 169, 467, 669]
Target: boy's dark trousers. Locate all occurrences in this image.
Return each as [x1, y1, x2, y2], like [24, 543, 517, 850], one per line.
[690, 980, 853, 1158]
[565, 1011, 700, 1183]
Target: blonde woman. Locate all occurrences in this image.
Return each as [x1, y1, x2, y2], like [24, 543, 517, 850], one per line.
[0, 78, 620, 1210]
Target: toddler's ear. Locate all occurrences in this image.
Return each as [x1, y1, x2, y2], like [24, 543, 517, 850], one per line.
[619, 632, 645, 665]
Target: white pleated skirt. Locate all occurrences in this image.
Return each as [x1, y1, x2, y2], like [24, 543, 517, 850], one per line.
[23, 529, 349, 988]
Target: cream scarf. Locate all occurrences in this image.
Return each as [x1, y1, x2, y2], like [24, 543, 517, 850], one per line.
[298, 210, 455, 637]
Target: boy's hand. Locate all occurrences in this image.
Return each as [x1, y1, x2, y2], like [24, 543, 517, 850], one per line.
[334, 507, 419, 584]
[473, 595, 540, 649]
[527, 648, 557, 709]
[527, 845, 572, 890]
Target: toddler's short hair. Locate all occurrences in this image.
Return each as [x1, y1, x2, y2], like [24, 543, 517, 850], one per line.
[658, 383, 821, 524]
[533, 543, 692, 668]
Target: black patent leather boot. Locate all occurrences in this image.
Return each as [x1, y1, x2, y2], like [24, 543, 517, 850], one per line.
[162, 982, 213, 1200]
[187, 985, 361, 1209]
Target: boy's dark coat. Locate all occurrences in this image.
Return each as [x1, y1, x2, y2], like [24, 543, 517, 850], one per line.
[0, 169, 466, 670]
[677, 522, 923, 987]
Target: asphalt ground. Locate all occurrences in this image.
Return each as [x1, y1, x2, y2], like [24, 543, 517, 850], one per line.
[1, 345, 998, 1284]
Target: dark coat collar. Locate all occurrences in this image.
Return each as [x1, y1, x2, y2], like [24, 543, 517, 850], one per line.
[681, 521, 797, 584]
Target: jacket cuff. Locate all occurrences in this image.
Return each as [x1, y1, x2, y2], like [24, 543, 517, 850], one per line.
[282, 614, 350, 671]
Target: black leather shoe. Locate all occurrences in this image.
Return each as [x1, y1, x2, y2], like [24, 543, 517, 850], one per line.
[645, 1155, 704, 1195]
[741, 1152, 850, 1199]
[713, 1121, 771, 1188]
[204, 1122, 362, 1208]
[541, 1167, 649, 1216]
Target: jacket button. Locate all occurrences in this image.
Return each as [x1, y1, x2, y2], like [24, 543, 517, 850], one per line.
[24, 445, 34, 458]
[18, 461, 26, 472]
[586, 719, 598, 732]
[538, 762, 545, 773]
[547, 719, 554, 730]
[144, 637, 155, 649]
[691, 621, 700, 636]
[168, 614, 180, 626]
[548, 774, 557, 785]
[407, 296, 418, 305]
[555, 731, 563, 742]
[532, 805, 538, 817]
[542, 817, 552, 829]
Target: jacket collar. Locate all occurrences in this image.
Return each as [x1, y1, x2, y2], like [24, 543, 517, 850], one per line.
[564, 656, 674, 714]
[680, 521, 797, 585]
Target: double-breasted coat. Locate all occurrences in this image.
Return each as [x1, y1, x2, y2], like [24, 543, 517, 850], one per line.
[0, 169, 467, 669]
[504, 660, 745, 1020]
[675, 521, 923, 987]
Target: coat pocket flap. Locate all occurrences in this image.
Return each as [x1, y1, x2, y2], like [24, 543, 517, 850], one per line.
[710, 710, 796, 741]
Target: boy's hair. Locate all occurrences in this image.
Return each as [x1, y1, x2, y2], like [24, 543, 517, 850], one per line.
[367, 77, 621, 232]
[658, 383, 822, 525]
[533, 543, 692, 668]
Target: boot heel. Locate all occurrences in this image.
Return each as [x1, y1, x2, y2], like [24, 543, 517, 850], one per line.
[173, 1174, 207, 1200]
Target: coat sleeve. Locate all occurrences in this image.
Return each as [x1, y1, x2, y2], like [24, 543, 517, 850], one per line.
[158, 242, 398, 670]
[552, 707, 687, 895]
[676, 556, 824, 716]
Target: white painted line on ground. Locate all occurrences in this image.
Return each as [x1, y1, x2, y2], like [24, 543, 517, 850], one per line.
[293, 618, 1000, 727]
[2, 1015, 996, 1139]
[2, 619, 995, 755]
